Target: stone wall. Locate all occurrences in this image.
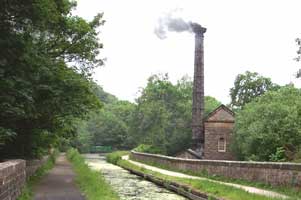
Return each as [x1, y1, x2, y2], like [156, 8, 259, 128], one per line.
[0, 156, 49, 200]
[204, 122, 235, 160]
[0, 160, 26, 200]
[131, 151, 301, 186]
[26, 156, 49, 177]
[203, 105, 236, 160]
[176, 150, 201, 159]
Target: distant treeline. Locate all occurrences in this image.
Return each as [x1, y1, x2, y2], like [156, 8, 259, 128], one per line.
[74, 72, 301, 162]
[73, 74, 221, 156]
[1, 0, 301, 162]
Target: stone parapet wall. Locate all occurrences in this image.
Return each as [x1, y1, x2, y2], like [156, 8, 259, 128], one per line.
[0, 156, 50, 200]
[0, 160, 26, 200]
[26, 156, 49, 177]
[131, 151, 301, 186]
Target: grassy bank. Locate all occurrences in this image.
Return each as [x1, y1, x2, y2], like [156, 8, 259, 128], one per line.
[129, 153, 301, 199]
[17, 150, 59, 200]
[106, 151, 129, 164]
[107, 151, 294, 200]
[66, 148, 119, 200]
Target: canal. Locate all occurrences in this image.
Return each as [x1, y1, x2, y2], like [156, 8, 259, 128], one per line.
[84, 154, 188, 200]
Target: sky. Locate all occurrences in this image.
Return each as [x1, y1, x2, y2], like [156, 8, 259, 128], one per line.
[74, 0, 301, 104]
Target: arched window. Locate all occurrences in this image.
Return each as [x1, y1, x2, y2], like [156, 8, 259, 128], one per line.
[218, 137, 226, 152]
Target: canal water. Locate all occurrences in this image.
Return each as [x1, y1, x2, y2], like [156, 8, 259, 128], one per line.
[84, 154, 188, 200]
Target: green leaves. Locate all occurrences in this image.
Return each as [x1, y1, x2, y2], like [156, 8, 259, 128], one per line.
[72, 87, 135, 152]
[230, 71, 279, 110]
[73, 74, 222, 156]
[232, 86, 301, 161]
[131, 74, 221, 155]
[295, 38, 301, 78]
[0, 0, 104, 158]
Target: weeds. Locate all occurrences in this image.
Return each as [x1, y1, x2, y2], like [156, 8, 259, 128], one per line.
[67, 148, 119, 200]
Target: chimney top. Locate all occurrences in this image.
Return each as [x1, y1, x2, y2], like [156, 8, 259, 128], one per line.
[190, 23, 206, 35]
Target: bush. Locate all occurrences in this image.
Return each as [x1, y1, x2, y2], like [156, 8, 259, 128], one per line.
[133, 144, 163, 154]
[106, 151, 129, 165]
[232, 86, 301, 161]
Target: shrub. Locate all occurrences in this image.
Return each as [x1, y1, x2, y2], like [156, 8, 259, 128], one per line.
[133, 144, 163, 154]
[232, 86, 301, 161]
[106, 151, 129, 165]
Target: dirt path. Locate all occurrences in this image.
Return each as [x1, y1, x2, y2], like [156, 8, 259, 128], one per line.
[33, 154, 85, 200]
[123, 155, 289, 199]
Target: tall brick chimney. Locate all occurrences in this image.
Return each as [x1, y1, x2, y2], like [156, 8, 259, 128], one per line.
[191, 23, 206, 155]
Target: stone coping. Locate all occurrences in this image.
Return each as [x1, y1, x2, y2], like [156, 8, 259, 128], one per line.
[131, 151, 301, 171]
[0, 159, 26, 176]
[26, 155, 49, 166]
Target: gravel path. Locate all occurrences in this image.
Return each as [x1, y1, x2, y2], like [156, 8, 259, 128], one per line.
[123, 155, 289, 199]
[33, 154, 85, 200]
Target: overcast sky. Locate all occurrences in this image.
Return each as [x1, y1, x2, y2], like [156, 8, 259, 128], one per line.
[74, 0, 301, 104]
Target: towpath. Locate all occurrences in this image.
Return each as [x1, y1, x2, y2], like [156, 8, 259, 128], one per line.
[122, 155, 289, 199]
[33, 154, 85, 200]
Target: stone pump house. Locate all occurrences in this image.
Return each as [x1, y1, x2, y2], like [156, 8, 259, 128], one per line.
[203, 104, 235, 160]
[177, 104, 236, 160]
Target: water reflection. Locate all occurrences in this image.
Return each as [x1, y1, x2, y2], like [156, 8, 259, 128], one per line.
[84, 154, 187, 200]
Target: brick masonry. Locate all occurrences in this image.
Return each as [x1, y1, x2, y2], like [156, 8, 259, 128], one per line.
[131, 151, 301, 186]
[0, 157, 48, 200]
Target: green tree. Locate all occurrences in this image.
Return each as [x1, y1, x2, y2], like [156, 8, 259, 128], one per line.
[131, 74, 222, 155]
[92, 83, 118, 104]
[295, 38, 301, 78]
[205, 96, 221, 117]
[72, 75, 221, 155]
[72, 85, 136, 151]
[232, 86, 301, 161]
[0, 0, 104, 158]
[87, 111, 128, 149]
[230, 71, 279, 110]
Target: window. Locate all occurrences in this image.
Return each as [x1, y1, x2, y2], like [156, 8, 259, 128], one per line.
[218, 137, 226, 152]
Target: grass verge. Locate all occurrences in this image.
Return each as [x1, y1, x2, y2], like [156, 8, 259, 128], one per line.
[66, 148, 119, 200]
[129, 154, 301, 199]
[107, 151, 294, 200]
[17, 150, 59, 200]
[106, 150, 129, 164]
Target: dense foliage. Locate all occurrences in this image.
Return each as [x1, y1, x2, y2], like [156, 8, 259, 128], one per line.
[232, 86, 301, 162]
[296, 38, 301, 78]
[74, 74, 221, 155]
[0, 0, 104, 158]
[72, 85, 135, 153]
[130, 74, 193, 155]
[230, 71, 279, 110]
[131, 74, 221, 155]
[88, 101, 135, 149]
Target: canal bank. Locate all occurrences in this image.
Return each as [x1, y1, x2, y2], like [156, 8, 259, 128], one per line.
[84, 154, 188, 200]
[107, 152, 293, 200]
